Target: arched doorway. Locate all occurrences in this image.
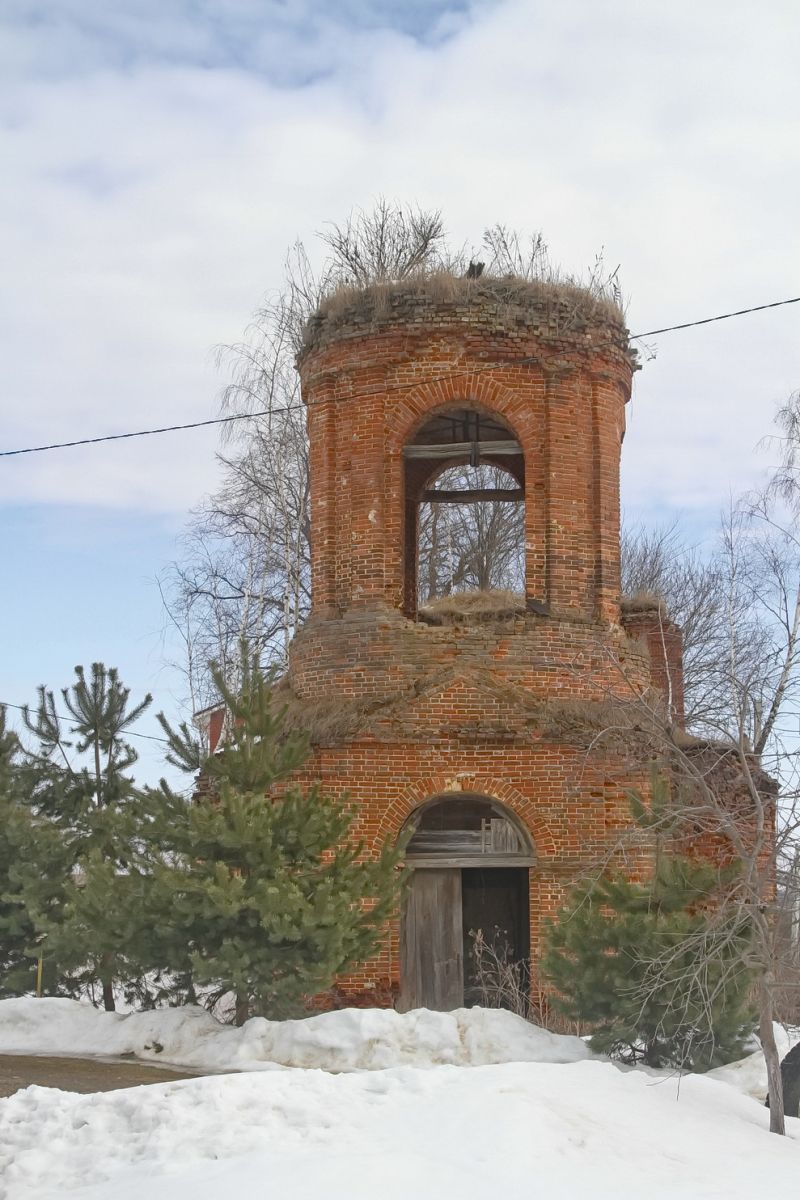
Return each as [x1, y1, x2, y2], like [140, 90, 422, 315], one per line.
[398, 794, 534, 1012]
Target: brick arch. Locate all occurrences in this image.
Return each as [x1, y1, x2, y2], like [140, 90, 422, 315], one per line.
[385, 373, 536, 461]
[386, 373, 546, 612]
[373, 775, 558, 859]
[407, 441, 525, 497]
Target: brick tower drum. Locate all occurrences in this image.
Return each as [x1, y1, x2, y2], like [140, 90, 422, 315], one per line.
[284, 280, 660, 1013]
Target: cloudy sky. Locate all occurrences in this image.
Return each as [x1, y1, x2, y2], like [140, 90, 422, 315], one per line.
[2, 0, 798, 781]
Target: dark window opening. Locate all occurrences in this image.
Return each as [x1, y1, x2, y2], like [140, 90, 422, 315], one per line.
[402, 407, 525, 617]
[462, 867, 530, 1009]
[417, 462, 524, 603]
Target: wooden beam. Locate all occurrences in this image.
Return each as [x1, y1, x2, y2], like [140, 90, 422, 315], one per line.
[422, 487, 523, 504]
[405, 856, 537, 869]
[402, 439, 522, 460]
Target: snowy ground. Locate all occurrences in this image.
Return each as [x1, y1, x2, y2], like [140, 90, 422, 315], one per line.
[1, 1000, 798, 1200]
[0, 997, 588, 1073]
[706, 1024, 798, 1099]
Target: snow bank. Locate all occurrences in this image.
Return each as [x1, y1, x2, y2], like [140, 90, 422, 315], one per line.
[707, 1024, 800, 1101]
[0, 997, 589, 1073]
[3, 1000, 800, 1199]
[2, 1057, 799, 1200]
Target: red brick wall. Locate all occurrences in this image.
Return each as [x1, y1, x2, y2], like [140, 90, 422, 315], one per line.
[298, 292, 634, 624]
[621, 607, 686, 726]
[284, 287, 659, 1007]
[283, 737, 654, 1002]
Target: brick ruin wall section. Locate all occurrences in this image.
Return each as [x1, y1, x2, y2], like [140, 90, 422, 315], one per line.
[288, 606, 655, 714]
[281, 289, 664, 1009]
[299, 292, 634, 626]
[282, 738, 655, 1007]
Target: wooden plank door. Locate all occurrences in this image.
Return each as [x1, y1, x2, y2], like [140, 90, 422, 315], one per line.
[399, 869, 463, 1012]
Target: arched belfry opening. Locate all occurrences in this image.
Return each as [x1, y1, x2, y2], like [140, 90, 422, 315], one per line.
[399, 794, 533, 1012]
[402, 407, 525, 617]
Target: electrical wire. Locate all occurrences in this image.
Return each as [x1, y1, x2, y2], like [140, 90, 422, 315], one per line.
[1, 699, 170, 744]
[2, 293, 798, 459]
[629, 295, 800, 339]
[0, 413, 257, 457]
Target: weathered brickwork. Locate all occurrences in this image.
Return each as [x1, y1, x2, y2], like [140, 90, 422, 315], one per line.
[299, 290, 634, 624]
[621, 604, 686, 725]
[290, 608, 653, 703]
[284, 283, 668, 1006]
[284, 743, 653, 1002]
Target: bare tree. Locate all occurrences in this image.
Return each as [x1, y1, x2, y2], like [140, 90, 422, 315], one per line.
[597, 430, 800, 1133]
[161, 208, 449, 704]
[417, 464, 525, 603]
[767, 389, 800, 504]
[162, 206, 622, 706]
[620, 519, 782, 740]
[161, 288, 312, 707]
[615, 729, 798, 1135]
[319, 199, 447, 287]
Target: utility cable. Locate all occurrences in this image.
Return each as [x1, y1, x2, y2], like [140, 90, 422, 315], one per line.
[2, 293, 798, 459]
[630, 295, 800, 339]
[1, 699, 170, 744]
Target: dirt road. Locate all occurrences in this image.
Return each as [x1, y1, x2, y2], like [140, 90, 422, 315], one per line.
[0, 1054, 200, 1096]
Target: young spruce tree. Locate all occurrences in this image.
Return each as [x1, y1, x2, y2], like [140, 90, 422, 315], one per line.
[19, 666, 152, 1009]
[149, 653, 407, 1022]
[542, 779, 755, 1071]
[0, 708, 72, 997]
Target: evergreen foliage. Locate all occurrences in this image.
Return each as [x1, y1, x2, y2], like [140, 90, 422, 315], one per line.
[3, 666, 154, 1008]
[147, 653, 407, 1021]
[22, 665, 151, 827]
[0, 710, 72, 997]
[1, 653, 405, 1019]
[543, 779, 756, 1071]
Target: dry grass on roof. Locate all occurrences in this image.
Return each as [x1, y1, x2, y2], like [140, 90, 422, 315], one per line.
[300, 271, 628, 355]
[271, 663, 669, 752]
[271, 678, 403, 747]
[535, 694, 669, 744]
[621, 590, 668, 616]
[417, 589, 526, 625]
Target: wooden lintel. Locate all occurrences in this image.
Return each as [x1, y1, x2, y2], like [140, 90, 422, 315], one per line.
[405, 856, 537, 869]
[403, 440, 522, 459]
[422, 487, 524, 504]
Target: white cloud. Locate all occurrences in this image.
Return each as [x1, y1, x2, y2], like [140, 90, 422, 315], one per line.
[1, 0, 798, 517]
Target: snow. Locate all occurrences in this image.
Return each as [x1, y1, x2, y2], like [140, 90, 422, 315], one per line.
[2, 1056, 799, 1200]
[0, 997, 589, 1073]
[707, 1024, 800, 1100]
[1, 999, 799, 1200]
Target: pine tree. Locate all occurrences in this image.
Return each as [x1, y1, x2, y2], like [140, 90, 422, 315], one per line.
[54, 847, 161, 1008]
[16, 665, 153, 1009]
[148, 653, 407, 1021]
[0, 709, 72, 996]
[542, 850, 756, 1071]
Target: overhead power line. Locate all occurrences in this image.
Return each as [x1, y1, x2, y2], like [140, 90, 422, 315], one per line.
[0, 413, 256, 458]
[1, 699, 169, 744]
[2, 293, 798, 459]
[630, 295, 800, 339]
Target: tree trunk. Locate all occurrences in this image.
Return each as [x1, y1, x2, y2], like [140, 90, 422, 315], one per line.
[235, 993, 249, 1026]
[759, 979, 784, 1134]
[102, 978, 116, 1012]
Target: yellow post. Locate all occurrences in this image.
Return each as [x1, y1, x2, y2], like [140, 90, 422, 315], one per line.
[36, 952, 44, 998]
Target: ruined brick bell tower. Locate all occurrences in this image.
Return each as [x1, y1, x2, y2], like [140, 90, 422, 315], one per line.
[285, 279, 665, 1012]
